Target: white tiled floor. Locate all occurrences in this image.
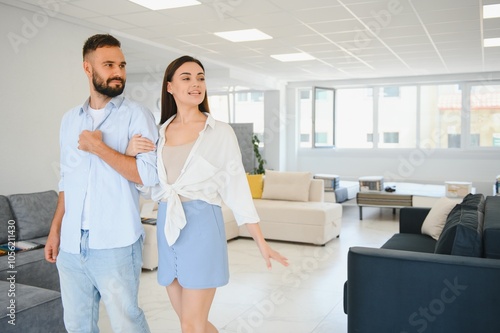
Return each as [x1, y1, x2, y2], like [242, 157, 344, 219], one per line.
[98, 203, 400, 333]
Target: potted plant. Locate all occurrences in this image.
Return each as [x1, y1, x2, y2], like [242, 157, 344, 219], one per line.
[252, 134, 266, 175]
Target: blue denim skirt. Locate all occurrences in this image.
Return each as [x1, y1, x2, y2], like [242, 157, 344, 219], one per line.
[156, 200, 229, 289]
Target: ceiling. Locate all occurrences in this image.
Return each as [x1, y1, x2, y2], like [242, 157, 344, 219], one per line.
[4, 0, 500, 89]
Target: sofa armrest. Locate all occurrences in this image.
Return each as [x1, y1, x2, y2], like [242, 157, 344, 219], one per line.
[345, 246, 500, 333]
[399, 207, 430, 234]
[309, 179, 324, 202]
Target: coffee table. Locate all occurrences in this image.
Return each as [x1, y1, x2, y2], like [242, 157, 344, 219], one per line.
[356, 182, 468, 220]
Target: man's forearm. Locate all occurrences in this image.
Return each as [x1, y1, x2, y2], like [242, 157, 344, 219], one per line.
[92, 141, 143, 184]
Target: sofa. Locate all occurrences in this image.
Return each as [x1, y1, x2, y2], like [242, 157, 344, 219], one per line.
[225, 171, 342, 245]
[344, 194, 500, 333]
[0, 190, 65, 333]
[141, 171, 343, 270]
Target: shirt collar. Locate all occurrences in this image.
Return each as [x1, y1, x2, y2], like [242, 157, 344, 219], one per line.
[79, 95, 125, 115]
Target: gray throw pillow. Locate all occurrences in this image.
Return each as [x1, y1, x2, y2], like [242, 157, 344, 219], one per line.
[8, 191, 58, 241]
[0, 195, 15, 244]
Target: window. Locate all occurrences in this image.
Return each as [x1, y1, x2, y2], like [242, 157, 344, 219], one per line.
[378, 86, 417, 148]
[234, 92, 264, 140]
[336, 88, 374, 148]
[208, 91, 265, 144]
[419, 84, 462, 149]
[470, 84, 500, 147]
[313, 87, 334, 147]
[298, 80, 500, 151]
[209, 95, 230, 123]
[383, 132, 399, 143]
[299, 89, 312, 148]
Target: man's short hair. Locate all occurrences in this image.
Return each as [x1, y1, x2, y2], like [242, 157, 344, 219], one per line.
[83, 34, 121, 60]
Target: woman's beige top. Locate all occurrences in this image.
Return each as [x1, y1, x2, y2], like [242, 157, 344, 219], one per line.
[162, 141, 195, 201]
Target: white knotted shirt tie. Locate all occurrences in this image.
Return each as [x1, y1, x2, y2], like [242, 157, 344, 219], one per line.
[161, 183, 192, 246]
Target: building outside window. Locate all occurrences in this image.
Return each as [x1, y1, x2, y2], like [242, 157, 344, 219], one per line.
[335, 88, 374, 148]
[313, 87, 334, 147]
[378, 85, 417, 148]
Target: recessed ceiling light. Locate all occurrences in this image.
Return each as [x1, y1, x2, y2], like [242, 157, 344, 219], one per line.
[271, 53, 315, 62]
[484, 37, 500, 47]
[128, 0, 201, 10]
[214, 29, 272, 42]
[484, 4, 500, 18]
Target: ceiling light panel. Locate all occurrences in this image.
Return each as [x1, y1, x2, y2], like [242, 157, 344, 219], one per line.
[484, 4, 500, 19]
[128, 0, 201, 10]
[214, 29, 273, 42]
[271, 53, 315, 62]
[484, 37, 500, 47]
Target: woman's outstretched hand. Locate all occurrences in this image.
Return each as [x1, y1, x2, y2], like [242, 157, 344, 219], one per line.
[257, 240, 289, 269]
[125, 134, 156, 156]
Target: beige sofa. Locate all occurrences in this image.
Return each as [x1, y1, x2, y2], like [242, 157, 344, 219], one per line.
[140, 172, 343, 269]
[222, 178, 342, 245]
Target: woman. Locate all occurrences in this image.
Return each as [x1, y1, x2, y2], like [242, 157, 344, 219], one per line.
[127, 55, 288, 333]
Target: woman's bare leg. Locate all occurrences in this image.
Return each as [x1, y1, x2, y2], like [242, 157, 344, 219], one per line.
[166, 279, 218, 333]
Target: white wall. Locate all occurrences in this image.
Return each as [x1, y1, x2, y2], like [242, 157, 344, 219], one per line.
[0, 3, 96, 195]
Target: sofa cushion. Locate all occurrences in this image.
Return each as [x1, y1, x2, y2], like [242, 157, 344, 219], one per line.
[421, 196, 457, 240]
[252, 199, 340, 226]
[7, 191, 58, 241]
[246, 174, 264, 199]
[0, 281, 64, 333]
[434, 193, 485, 257]
[381, 233, 437, 253]
[483, 196, 500, 259]
[0, 196, 14, 244]
[261, 170, 312, 202]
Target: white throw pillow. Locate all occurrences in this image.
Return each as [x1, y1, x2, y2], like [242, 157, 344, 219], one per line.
[421, 197, 457, 240]
[261, 170, 312, 202]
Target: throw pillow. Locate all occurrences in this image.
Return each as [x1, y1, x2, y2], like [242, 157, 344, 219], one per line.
[421, 197, 457, 240]
[261, 170, 312, 202]
[434, 193, 486, 257]
[247, 174, 264, 199]
[8, 190, 58, 240]
[0, 195, 14, 244]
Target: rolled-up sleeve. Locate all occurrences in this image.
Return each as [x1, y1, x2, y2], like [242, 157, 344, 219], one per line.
[130, 106, 159, 187]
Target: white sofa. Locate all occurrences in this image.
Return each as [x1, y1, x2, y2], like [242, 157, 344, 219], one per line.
[140, 173, 343, 270]
[222, 178, 342, 245]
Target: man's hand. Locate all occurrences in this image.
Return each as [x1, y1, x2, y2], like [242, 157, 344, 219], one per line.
[126, 134, 156, 157]
[78, 130, 103, 153]
[44, 231, 61, 263]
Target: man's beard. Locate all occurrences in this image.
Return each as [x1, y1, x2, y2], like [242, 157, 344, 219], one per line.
[92, 71, 125, 97]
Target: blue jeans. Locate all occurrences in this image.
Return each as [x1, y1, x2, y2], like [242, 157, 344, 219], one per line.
[56, 230, 150, 333]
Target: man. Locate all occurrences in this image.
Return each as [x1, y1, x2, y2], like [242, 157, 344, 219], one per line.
[45, 34, 157, 333]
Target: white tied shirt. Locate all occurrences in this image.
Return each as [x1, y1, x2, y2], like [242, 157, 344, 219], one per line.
[149, 113, 259, 246]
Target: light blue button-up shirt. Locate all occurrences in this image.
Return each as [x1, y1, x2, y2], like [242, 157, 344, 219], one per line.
[58, 96, 158, 254]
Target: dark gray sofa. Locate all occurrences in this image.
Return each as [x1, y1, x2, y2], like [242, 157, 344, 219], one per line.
[344, 195, 500, 333]
[0, 190, 65, 333]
